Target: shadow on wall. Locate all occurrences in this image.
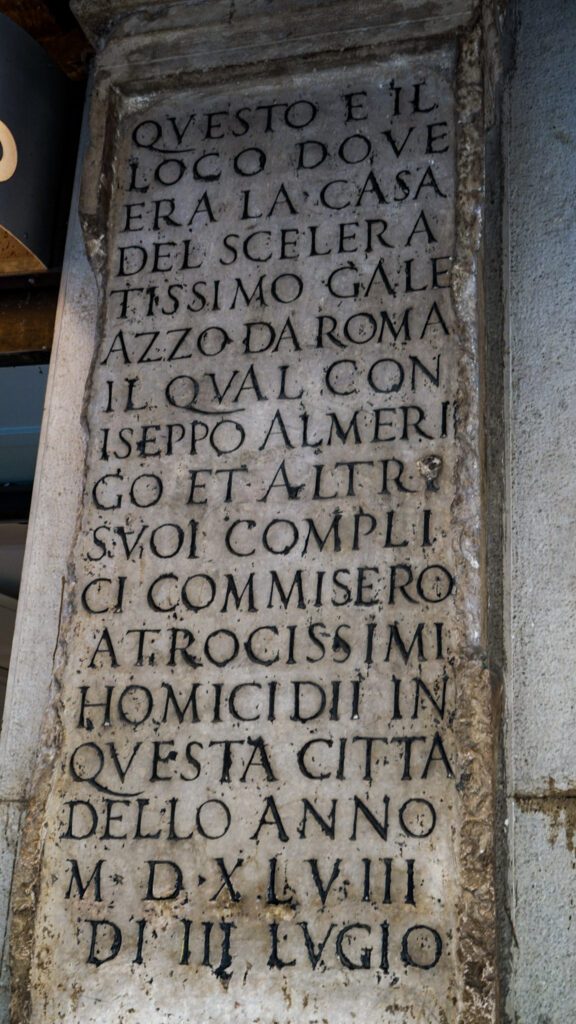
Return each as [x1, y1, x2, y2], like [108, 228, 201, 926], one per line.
[0, 362, 48, 724]
[0, 592, 16, 721]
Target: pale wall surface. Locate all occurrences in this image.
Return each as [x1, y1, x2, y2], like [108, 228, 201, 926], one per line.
[505, 0, 576, 1019]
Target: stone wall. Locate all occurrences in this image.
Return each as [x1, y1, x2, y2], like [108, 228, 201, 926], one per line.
[503, 0, 576, 1019]
[0, 1, 574, 1022]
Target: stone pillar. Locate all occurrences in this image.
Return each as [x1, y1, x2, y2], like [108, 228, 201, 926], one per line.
[2, 3, 500, 1022]
[504, 0, 576, 1020]
[0, 112, 98, 1021]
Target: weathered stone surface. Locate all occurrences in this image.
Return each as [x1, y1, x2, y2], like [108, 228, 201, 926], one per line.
[71, 0, 478, 50]
[0, 118, 99, 1021]
[503, 0, 576, 1019]
[506, 0, 576, 793]
[0, 801, 23, 1019]
[508, 804, 576, 1023]
[10, 18, 496, 1024]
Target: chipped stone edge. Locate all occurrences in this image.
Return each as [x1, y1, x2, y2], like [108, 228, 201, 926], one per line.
[451, 18, 499, 1024]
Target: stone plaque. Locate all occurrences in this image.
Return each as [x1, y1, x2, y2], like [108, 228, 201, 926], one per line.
[14, 44, 493, 1024]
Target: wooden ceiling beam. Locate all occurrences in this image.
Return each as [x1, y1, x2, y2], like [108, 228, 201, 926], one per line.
[0, 1, 92, 79]
[0, 275, 59, 358]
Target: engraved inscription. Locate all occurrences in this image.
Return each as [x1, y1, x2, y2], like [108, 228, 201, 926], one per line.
[29, 51, 468, 1024]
